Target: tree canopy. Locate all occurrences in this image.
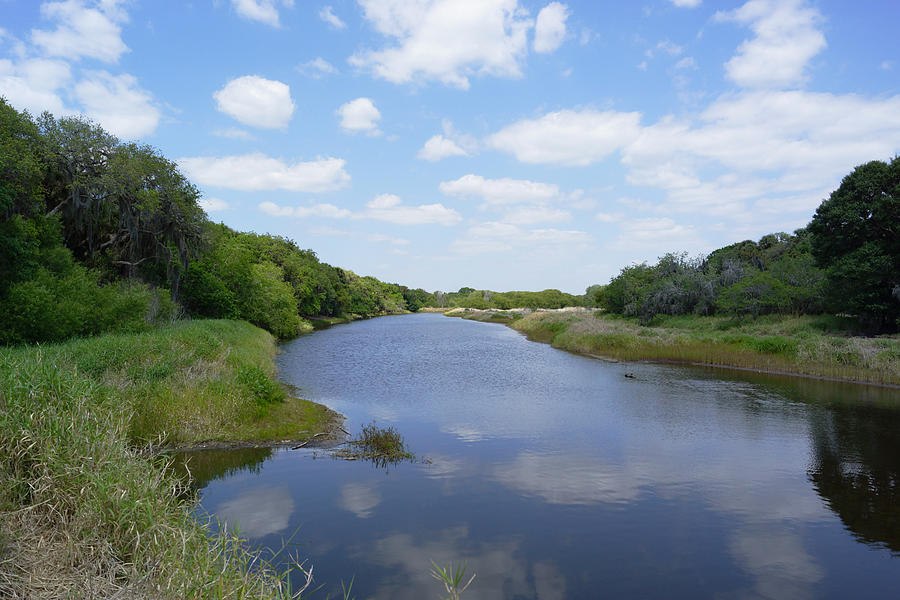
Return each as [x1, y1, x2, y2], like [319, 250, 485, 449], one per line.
[808, 158, 899, 331]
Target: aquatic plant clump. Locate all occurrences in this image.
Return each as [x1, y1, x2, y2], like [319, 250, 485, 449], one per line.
[335, 422, 415, 466]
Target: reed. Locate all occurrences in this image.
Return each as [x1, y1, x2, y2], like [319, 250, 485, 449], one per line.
[508, 311, 900, 386]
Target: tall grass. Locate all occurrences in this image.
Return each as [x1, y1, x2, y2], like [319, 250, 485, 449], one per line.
[0, 320, 338, 598]
[507, 311, 900, 386]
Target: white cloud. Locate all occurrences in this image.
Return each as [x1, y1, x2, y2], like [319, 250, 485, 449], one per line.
[319, 5, 346, 29]
[610, 217, 703, 252]
[259, 201, 351, 218]
[350, 0, 533, 89]
[451, 221, 590, 255]
[417, 120, 477, 161]
[669, 0, 701, 7]
[362, 194, 461, 225]
[337, 97, 381, 135]
[298, 57, 338, 77]
[213, 75, 295, 129]
[440, 174, 559, 206]
[199, 197, 232, 212]
[533, 2, 569, 54]
[0, 57, 71, 115]
[231, 0, 294, 27]
[73, 71, 160, 139]
[487, 89, 900, 228]
[717, 0, 825, 89]
[178, 153, 350, 192]
[674, 56, 697, 70]
[486, 109, 642, 166]
[418, 135, 468, 161]
[31, 0, 129, 63]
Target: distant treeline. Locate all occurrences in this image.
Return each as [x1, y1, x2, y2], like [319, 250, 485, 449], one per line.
[0, 99, 433, 343]
[591, 157, 899, 332]
[425, 287, 586, 310]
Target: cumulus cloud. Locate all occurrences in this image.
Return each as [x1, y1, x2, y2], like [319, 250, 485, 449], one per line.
[533, 2, 569, 54]
[31, 0, 129, 62]
[717, 0, 825, 89]
[417, 120, 477, 161]
[440, 174, 559, 206]
[350, 0, 533, 89]
[486, 109, 642, 166]
[198, 197, 232, 212]
[213, 75, 295, 129]
[73, 71, 160, 139]
[337, 97, 381, 135]
[486, 88, 900, 224]
[298, 57, 338, 78]
[440, 174, 578, 225]
[319, 5, 346, 29]
[362, 194, 461, 225]
[231, 0, 294, 27]
[258, 201, 351, 218]
[0, 57, 71, 115]
[418, 135, 468, 161]
[178, 153, 350, 192]
[669, 0, 701, 7]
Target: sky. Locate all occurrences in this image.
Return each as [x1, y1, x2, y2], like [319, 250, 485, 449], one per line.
[1, 0, 899, 294]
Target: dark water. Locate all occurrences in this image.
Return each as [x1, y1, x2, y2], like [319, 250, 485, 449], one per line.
[179, 313, 900, 599]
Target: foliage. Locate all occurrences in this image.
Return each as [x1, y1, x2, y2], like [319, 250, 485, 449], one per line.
[0, 99, 422, 344]
[430, 561, 476, 600]
[808, 158, 900, 331]
[335, 421, 415, 467]
[599, 232, 825, 322]
[426, 286, 584, 310]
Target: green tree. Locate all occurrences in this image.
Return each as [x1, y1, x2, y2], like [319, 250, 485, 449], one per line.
[808, 158, 900, 331]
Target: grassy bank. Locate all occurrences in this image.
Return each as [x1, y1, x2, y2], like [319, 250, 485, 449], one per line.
[0, 319, 339, 598]
[451, 308, 900, 386]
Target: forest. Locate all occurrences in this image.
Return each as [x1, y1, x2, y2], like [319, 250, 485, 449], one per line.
[591, 156, 899, 333]
[2, 96, 898, 346]
[0, 98, 434, 343]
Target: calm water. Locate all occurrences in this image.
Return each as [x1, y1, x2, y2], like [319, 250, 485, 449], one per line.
[179, 313, 900, 599]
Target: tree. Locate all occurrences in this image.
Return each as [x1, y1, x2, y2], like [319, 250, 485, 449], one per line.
[808, 158, 900, 331]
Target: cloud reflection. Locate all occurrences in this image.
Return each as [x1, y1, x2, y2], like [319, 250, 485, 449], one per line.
[215, 485, 294, 538]
[339, 482, 381, 519]
[353, 525, 568, 600]
[492, 451, 643, 505]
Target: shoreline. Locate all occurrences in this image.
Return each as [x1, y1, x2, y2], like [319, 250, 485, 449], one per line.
[442, 307, 900, 388]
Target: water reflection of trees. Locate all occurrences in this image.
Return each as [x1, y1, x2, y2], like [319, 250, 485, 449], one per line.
[808, 406, 900, 554]
[167, 447, 273, 492]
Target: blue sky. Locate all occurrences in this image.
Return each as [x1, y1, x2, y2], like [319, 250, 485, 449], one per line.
[2, 0, 898, 293]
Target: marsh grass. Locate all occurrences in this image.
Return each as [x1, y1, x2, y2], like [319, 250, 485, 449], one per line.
[0, 320, 338, 598]
[509, 311, 900, 386]
[333, 422, 415, 467]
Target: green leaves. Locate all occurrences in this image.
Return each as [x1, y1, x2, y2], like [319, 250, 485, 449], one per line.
[809, 158, 900, 330]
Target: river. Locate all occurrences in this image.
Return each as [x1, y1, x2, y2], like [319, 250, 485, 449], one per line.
[178, 313, 900, 599]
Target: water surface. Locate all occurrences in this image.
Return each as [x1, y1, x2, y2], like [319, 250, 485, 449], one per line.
[181, 313, 900, 599]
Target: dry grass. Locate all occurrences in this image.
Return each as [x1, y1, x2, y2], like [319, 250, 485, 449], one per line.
[507, 311, 900, 386]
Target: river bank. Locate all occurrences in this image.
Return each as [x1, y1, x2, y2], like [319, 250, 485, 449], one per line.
[444, 308, 900, 387]
[0, 319, 341, 598]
